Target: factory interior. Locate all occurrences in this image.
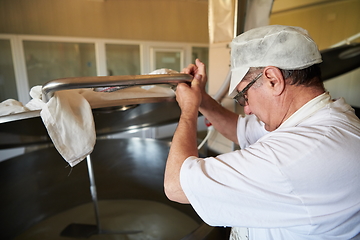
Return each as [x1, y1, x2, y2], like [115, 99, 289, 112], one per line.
[0, 0, 360, 239]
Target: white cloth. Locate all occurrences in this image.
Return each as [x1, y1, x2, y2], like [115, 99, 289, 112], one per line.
[25, 85, 46, 110]
[180, 93, 360, 239]
[40, 89, 96, 167]
[0, 99, 29, 116]
[0, 86, 95, 167]
[0, 86, 46, 115]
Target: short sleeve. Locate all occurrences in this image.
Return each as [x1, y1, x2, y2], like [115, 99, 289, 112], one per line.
[180, 149, 310, 228]
[237, 114, 268, 149]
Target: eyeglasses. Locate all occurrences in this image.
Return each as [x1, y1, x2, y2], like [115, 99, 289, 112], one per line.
[233, 72, 263, 106]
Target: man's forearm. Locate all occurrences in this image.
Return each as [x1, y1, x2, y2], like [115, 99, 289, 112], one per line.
[199, 93, 239, 144]
[164, 109, 198, 204]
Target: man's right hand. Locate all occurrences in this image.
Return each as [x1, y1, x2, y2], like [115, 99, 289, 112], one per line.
[181, 59, 208, 107]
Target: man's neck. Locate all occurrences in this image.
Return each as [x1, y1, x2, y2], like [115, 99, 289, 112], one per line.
[274, 85, 325, 130]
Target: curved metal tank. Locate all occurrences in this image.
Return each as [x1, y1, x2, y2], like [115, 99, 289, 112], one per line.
[0, 138, 230, 240]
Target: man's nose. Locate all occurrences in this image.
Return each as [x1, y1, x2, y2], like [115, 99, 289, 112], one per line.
[244, 105, 252, 115]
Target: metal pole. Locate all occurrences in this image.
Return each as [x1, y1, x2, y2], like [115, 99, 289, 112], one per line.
[86, 155, 101, 233]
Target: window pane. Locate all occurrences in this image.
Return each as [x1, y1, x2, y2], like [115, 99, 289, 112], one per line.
[155, 51, 181, 72]
[0, 39, 17, 102]
[23, 41, 96, 88]
[106, 44, 140, 76]
[192, 47, 209, 92]
[192, 47, 209, 68]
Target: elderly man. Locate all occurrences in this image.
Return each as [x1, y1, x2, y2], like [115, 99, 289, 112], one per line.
[164, 25, 360, 239]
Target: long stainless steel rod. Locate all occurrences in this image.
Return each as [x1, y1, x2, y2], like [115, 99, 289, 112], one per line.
[42, 74, 192, 102]
[86, 155, 101, 233]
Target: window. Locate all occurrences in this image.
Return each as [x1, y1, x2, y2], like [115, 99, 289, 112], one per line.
[151, 48, 184, 72]
[0, 39, 17, 102]
[105, 44, 140, 76]
[192, 46, 209, 68]
[23, 41, 96, 88]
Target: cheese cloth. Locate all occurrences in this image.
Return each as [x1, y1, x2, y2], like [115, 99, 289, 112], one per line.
[0, 86, 93, 167]
[40, 88, 96, 167]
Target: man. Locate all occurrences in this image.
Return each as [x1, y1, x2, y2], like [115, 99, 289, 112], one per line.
[164, 25, 360, 239]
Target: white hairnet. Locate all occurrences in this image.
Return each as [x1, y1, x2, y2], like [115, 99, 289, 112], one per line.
[229, 25, 322, 97]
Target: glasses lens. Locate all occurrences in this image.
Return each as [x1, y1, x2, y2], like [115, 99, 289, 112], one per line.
[239, 96, 246, 106]
[235, 93, 246, 106]
[233, 72, 262, 107]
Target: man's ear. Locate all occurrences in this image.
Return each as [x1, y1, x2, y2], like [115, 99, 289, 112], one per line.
[263, 66, 285, 96]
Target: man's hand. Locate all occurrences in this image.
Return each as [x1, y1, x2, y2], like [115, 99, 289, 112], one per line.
[175, 75, 201, 117]
[180, 59, 208, 106]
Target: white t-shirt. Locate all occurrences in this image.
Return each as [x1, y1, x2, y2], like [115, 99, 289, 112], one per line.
[180, 93, 360, 240]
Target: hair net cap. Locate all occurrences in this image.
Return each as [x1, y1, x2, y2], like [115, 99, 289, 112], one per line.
[229, 25, 322, 97]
